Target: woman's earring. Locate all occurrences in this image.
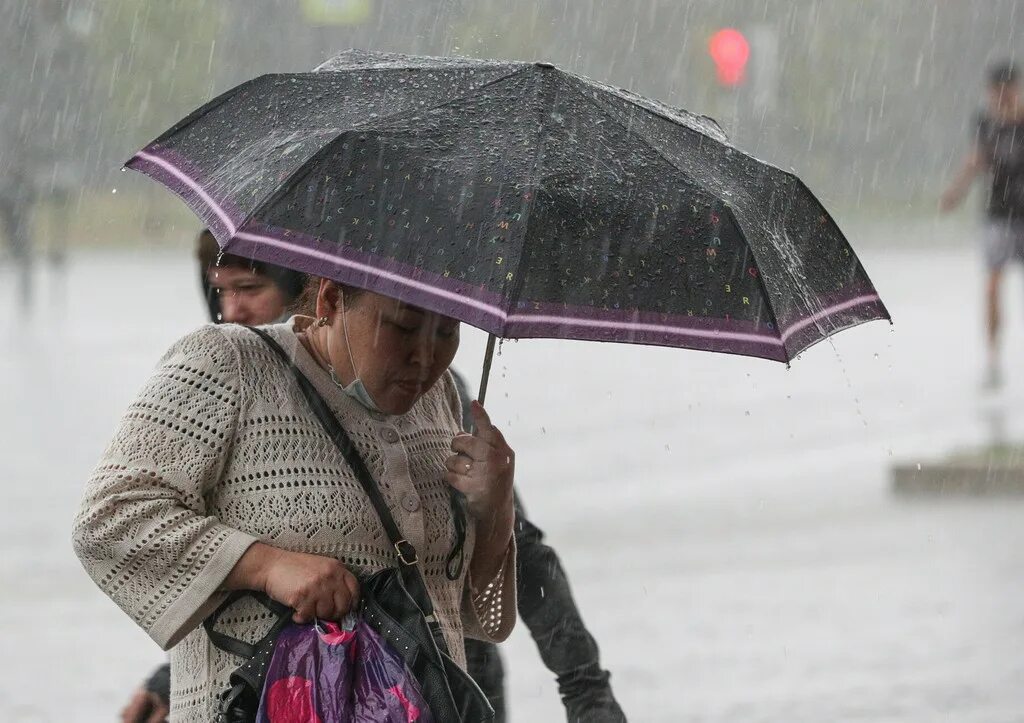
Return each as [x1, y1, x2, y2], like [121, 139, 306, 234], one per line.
[316, 316, 329, 327]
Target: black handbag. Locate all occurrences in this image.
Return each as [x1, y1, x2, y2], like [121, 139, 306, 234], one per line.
[204, 326, 494, 722]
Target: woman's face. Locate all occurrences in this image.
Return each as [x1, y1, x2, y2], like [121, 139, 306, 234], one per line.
[319, 283, 460, 415]
[209, 266, 288, 325]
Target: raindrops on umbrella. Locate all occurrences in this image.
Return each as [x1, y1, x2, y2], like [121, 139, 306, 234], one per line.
[126, 49, 889, 377]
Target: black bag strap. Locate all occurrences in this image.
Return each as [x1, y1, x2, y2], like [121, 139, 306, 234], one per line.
[203, 590, 292, 659]
[246, 326, 441, 620]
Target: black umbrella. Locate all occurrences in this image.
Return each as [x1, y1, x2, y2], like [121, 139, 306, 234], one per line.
[127, 50, 889, 398]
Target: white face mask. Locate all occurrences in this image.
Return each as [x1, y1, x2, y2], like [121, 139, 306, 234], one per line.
[329, 368, 382, 413]
[326, 291, 384, 415]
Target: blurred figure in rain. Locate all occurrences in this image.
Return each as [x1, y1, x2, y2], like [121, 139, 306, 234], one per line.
[941, 61, 1024, 388]
[0, 165, 36, 309]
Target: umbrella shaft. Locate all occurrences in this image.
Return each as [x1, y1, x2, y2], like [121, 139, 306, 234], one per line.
[477, 334, 497, 409]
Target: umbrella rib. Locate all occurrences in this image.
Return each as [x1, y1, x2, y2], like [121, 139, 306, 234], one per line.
[229, 65, 536, 239]
[561, 77, 788, 348]
[502, 67, 558, 329]
[140, 75, 266, 152]
[561, 75, 722, 194]
[565, 72, 729, 144]
[565, 76, 793, 206]
[717, 204, 786, 353]
[570, 72, 802, 186]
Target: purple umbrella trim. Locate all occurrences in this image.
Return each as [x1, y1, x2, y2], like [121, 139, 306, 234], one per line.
[126, 147, 884, 362]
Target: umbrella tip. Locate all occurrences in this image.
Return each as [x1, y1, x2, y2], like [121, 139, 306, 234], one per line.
[534, 61, 556, 70]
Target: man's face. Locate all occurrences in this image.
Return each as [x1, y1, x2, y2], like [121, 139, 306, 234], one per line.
[208, 265, 288, 325]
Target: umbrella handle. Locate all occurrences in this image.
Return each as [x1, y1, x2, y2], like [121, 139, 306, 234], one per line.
[477, 334, 497, 408]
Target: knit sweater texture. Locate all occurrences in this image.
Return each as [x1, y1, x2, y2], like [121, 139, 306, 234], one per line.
[73, 320, 515, 721]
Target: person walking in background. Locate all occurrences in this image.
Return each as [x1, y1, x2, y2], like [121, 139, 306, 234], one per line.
[0, 165, 36, 309]
[941, 61, 1024, 388]
[120, 229, 626, 722]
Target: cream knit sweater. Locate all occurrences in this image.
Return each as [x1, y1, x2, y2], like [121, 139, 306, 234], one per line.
[73, 320, 515, 722]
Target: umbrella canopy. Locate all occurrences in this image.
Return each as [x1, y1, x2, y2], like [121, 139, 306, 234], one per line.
[127, 49, 889, 363]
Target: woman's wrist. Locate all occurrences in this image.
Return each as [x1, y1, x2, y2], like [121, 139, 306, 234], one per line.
[474, 517, 513, 551]
[222, 541, 282, 592]
[469, 493, 514, 584]
[469, 482, 514, 521]
[474, 487, 513, 538]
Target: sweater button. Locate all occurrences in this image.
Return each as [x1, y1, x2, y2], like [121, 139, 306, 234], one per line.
[381, 427, 400, 443]
[401, 493, 421, 512]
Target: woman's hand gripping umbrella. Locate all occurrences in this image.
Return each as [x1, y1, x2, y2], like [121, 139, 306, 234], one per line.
[446, 401, 516, 585]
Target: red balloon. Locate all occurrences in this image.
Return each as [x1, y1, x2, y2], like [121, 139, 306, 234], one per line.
[709, 28, 750, 86]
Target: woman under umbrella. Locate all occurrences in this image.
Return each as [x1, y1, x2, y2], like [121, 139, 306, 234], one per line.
[73, 277, 517, 722]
